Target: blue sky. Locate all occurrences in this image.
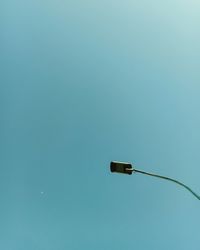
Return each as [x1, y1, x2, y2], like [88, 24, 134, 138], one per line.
[1, 0, 200, 249]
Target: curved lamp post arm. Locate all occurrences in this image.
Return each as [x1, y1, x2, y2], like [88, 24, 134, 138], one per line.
[134, 169, 200, 200]
[110, 161, 200, 200]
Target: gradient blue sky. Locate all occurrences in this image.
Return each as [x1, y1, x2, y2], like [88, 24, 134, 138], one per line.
[1, 0, 200, 249]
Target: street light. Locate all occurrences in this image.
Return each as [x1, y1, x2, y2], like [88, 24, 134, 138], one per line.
[110, 161, 200, 200]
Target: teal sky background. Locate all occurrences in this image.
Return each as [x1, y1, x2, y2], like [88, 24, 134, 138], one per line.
[1, 0, 200, 249]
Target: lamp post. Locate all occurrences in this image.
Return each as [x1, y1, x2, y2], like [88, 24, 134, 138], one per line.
[110, 161, 200, 200]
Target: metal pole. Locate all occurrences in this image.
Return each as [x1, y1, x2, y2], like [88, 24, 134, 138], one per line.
[134, 169, 200, 200]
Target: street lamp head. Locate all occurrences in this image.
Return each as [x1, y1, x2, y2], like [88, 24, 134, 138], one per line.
[110, 161, 133, 175]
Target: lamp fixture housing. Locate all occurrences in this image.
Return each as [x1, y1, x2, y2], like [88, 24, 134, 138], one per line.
[110, 161, 133, 175]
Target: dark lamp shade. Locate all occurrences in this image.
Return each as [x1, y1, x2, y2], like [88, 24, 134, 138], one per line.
[110, 161, 133, 175]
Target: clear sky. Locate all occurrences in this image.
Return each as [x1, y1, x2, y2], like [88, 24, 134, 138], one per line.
[1, 0, 200, 249]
